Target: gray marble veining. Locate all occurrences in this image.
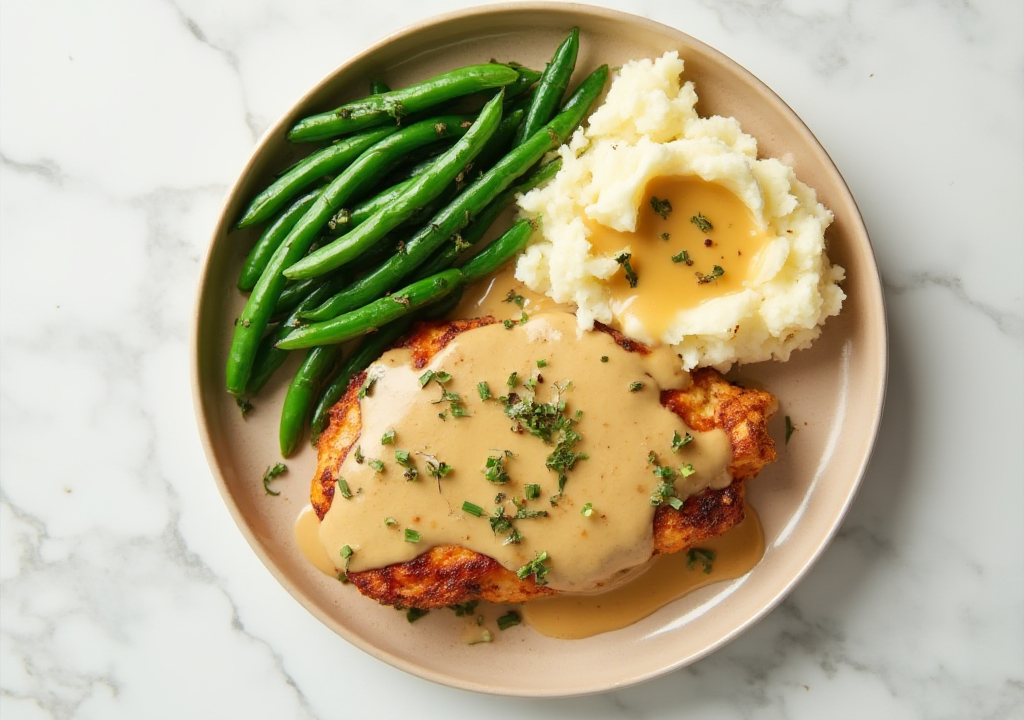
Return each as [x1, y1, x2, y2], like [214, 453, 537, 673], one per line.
[2, 0, 1021, 718]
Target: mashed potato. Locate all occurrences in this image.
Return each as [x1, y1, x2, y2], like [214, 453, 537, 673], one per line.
[515, 52, 845, 370]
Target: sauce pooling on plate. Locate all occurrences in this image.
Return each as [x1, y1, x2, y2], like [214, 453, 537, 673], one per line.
[295, 504, 764, 639]
[521, 507, 764, 639]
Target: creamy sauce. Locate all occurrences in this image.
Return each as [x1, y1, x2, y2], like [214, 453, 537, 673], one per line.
[521, 507, 764, 639]
[318, 312, 733, 592]
[586, 175, 772, 337]
[294, 505, 339, 576]
[452, 261, 572, 321]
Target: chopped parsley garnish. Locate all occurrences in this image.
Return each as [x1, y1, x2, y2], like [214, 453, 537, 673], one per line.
[524, 484, 541, 500]
[679, 463, 695, 477]
[653, 465, 676, 479]
[650, 479, 675, 506]
[516, 551, 552, 586]
[501, 384, 588, 501]
[546, 425, 587, 498]
[353, 446, 365, 464]
[447, 600, 479, 617]
[672, 430, 694, 452]
[483, 453, 511, 484]
[403, 467, 419, 482]
[600, 356, 609, 363]
[503, 319, 514, 329]
[339, 545, 354, 579]
[394, 449, 411, 466]
[384, 517, 398, 527]
[648, 459, 691, 507]
[435, 371, 452, 383]
[497, 611, 522, 631]
[581, 502, 594, 517]
[337, 477, 353, 499]
[696, 265, 725, 284]
[381, 428, 395, 445]
[462, 501, 484, 517]
[520, 311, 529, 324]
[629, 381, 644, 392]
[404, 528, 422, 543]
[504, 395, 564, 442]
[358, 374, 377, 399]
[488, 503, 528, 545]
[432, 386, 468, 418]
[660, 232, 671, 241]
[687, 548, 716, 574]
[650, 196, 673, 219]
[536, 359, 548, 368]
[671, 250, 693, 266]
[424, 456, 452, 479]
[368, 458, 385, 473]
[262, 463, 287, 496]
[506, 371, 519, 389]
[505, 289, 525, 307]
[489, 507, 513, 535]
[406, 607, 429, 623]
[418, 369, 435, 387]
[477, 381, 492, 400]
[514, 507, 549, 520]
[785, 415, 796, 444]
[690, 213, 713, 233]
[615, 252, 638, 288]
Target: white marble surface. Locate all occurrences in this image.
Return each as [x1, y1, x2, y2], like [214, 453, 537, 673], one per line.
[2, 0, 1022, 717]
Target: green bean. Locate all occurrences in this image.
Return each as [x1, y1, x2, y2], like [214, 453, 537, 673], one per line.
[288, 64, 518, 142]
[309, 316, 415, 443]
[245, 273, 349, 395]
[414, 157, 561, 279]
[237, 126, 397, 228]
[277, 269, 465, 350]
[298, 65, 608, 322]
[514, 28, 579, 147]
[225, 114, 477, 396]
[272, 277, 319, 320]
[459, 218, 536, 282]
[328, 107, 526, 236]
[502, 65, 542, 101]
[280, 343, 342, 456]
[284, 93, 505, 280]
[238, 188, 322, 291]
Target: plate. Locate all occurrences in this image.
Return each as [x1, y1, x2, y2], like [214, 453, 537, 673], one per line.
[192, 2, 886, 697]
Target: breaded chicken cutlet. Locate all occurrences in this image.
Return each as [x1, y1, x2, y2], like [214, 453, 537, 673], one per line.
[312, 317, 777, 608]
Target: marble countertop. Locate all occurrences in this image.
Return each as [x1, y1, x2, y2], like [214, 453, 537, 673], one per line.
[2, 0, 1022, 717]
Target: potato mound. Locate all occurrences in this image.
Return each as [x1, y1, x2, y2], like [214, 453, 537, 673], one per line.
[515, 52, 845, 370]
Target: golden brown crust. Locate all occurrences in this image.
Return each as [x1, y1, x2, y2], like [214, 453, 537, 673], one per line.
[313, 318, 777, 608]
[347, 545, 557, 607]
[661, 368, 778, 481]
[311, 368, 366, 521]
[653, 481, 745, 555]
[400, 315, 496, 369]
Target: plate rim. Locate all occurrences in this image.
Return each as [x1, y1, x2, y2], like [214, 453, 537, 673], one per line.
[190, 0, 888, 697]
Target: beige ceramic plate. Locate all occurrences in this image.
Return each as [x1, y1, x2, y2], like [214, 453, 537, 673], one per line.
[192, 2, 886, 697]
